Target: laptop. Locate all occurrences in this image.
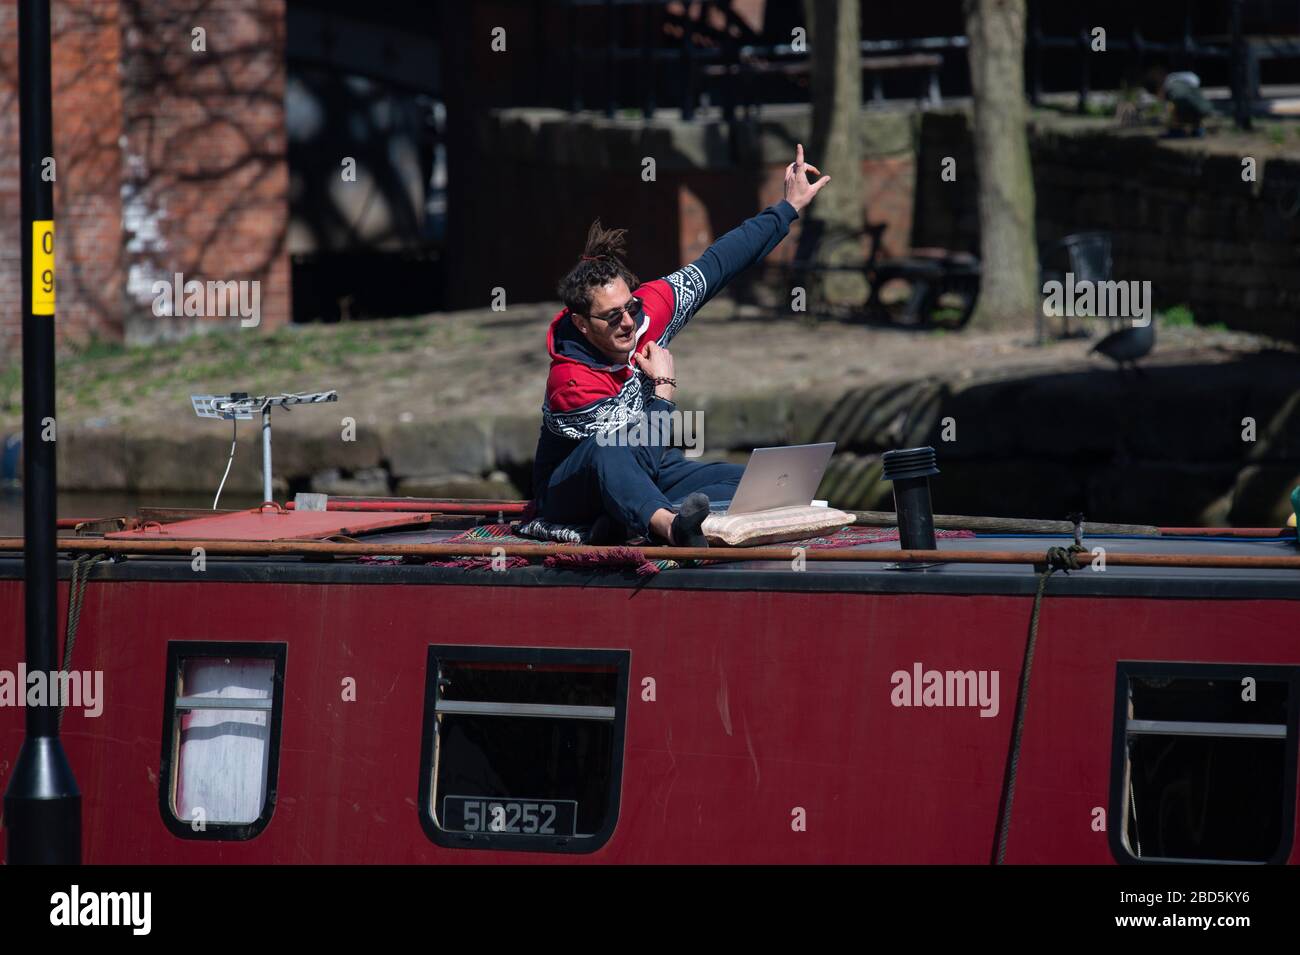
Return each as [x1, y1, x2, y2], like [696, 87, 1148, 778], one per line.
[710, 442, 836, 515]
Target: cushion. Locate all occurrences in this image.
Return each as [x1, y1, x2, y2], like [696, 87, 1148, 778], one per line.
[702, 505, 855, 548]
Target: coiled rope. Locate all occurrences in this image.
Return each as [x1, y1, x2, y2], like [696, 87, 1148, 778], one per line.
[57, 553, 109, 729]
[993, 545, 1084, 864]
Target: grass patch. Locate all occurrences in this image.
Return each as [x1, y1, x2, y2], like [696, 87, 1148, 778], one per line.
[1161, 304, 1196, 328]
[0, 316, 454, 431]
[0, 363, 20, 414]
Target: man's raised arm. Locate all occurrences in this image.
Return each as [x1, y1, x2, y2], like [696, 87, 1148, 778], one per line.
[650, 144, 830, 345]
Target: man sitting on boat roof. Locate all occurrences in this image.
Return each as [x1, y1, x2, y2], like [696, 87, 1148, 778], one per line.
[521, 145, 830, 548]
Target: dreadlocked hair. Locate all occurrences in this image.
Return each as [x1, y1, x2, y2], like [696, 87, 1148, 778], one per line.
[557, 218, 640, 317]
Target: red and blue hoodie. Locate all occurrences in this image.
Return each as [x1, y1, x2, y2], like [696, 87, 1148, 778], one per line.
[532, 199, 799, 503]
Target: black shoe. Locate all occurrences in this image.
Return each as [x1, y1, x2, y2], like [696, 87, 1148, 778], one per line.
[669, 493, 711, 548]
[585, 514, 613, 545]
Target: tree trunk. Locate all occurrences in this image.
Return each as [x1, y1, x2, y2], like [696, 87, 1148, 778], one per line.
[804, 0, 868, 307]
[963, 0, 1038, 330]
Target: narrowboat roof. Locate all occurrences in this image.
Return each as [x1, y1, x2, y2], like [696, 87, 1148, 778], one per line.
[3, 528, 1297, 601]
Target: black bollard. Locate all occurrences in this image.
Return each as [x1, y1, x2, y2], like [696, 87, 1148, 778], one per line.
[882, 447, 939, 554]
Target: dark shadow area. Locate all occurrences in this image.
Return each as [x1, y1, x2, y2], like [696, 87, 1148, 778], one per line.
[810, 351, 1300, 525]
[286, 3, 443, 323]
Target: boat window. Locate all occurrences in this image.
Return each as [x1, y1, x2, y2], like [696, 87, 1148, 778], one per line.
[1111, 663, 1299, 864]
[419, 646, 629, 853]
[159, 642, 287, 841]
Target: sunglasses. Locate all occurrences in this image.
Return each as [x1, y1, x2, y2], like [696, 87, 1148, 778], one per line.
[588, 297, 644, 324]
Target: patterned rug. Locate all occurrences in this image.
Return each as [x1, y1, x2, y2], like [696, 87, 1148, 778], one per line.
[362, 523, 974, 575]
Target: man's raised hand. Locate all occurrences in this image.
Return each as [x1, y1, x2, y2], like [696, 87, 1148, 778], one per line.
[783, 143, 830, 214]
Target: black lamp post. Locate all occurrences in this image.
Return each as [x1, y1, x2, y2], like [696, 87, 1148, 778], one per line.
[3, 0, 82, 865]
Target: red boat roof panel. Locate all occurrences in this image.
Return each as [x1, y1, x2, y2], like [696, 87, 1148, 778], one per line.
[106, 508, 433, 542]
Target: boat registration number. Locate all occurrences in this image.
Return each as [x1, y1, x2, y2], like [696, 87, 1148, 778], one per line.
[443, 796, 578, 836]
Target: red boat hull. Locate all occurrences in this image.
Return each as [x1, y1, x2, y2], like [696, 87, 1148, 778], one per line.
[3, 559, 1297, 864]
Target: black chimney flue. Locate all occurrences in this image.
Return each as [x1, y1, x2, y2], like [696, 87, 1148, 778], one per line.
[882, 447, 939, 554]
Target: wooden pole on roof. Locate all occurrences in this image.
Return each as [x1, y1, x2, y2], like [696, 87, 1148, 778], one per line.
[3, 536, 1299, 571]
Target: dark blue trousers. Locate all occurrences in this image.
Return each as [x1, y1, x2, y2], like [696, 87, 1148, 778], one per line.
[538, 434, 743, 538]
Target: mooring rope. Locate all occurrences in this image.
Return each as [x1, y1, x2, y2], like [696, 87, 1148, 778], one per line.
[994, 544, 1084, 865]
[57, 552, 109, 729]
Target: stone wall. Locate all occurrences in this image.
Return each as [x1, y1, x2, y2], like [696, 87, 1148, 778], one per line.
[475, 105, 1300, 345]
[812, 355, 1300, 527]
[453, 107, 920, 311]
[914, 111, 1300, 343]
[52, 344, 1297, 527]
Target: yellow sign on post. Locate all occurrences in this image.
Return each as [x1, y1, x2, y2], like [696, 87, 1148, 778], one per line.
[32, 219, 54, 315]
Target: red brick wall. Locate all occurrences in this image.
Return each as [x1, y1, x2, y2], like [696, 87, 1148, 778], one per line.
[118, 0, 289, 340]
[0, 0, 289, 359]
[0, 1, 23, 360]
[0, 0, 126, 358]
[746, 153, 918, 267]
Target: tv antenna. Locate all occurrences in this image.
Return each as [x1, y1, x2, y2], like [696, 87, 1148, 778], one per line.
[191, 390, 339, 507]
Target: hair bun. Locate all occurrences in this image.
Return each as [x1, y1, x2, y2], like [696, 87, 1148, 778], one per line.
[583, 219, 629, 260]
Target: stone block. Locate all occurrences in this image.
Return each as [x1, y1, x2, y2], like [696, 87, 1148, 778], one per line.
[492, 414, 543, 469]
[817, 453, 888, 511]
[309, 467, 390, 497]
[695, 392, 791, 452]
[58, 423, 132, 492]
[1085, 462, 1239, 525]
[270, 423, 385, 483]
[394, 473, 522, 500]
[933, 458, 1086, 520]
[1247, 387, 1300, 461]
[124, 427, 265, 494]
[1120, 363, 1256, 462]
[383, 418, 493, 479]
[1226, 463, 1300, 526]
